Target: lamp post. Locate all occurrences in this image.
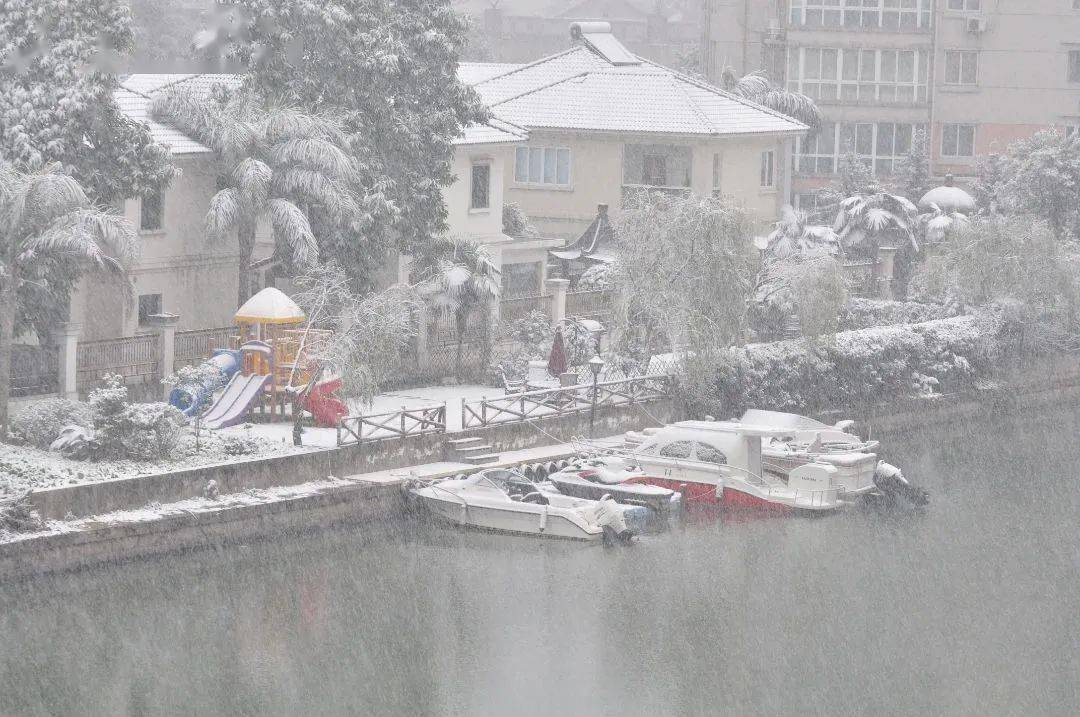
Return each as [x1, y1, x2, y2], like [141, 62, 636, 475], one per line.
[588, 354, 605, 438]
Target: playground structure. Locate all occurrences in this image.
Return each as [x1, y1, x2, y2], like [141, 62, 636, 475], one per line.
[168, 288, 348, 429]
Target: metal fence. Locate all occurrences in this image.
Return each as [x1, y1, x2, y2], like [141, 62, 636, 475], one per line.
[499, 294, 552, 324]
[76, 334, 159, 390]
[566, 289, 613, 320]
[337, 403, 447, 446]
[10, 345, 59, 397]
[461, 374, 670, 429]
[174, 326, 236, 368]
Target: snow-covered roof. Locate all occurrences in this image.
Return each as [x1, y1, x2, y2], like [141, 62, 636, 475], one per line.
[458, 62, 523, 85]
[465, 43, 807, 138]
[115, 74, 241, 156]
[455, 116, 528, 145]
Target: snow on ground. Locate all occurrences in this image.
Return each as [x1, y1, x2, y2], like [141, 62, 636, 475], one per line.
[0, 427, 316, 496]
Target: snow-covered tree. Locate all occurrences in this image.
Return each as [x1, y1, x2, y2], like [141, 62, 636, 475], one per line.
[996, 130, 1080, 242]
[833, 191, 918, 255]
[0, 0, 176, 337]
[292, 262, 418, 406]
[612, 192, 757, 355]
[719, 68, 822, 129]
[411, 237, 501, 381]
[228, 0, 488, 275]
[152, 86, 359, 302]
[894, 128, 933, 204]
[751, 207, 844, 340]
[0, 163, 137, 435]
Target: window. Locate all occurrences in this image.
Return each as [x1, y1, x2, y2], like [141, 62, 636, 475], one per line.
[796, 122, 918, 176]
[1069, 51, 1080, 84]
[787, 47, 929, 104]
[941, 124, 976, 157]
[470, 162, 490, 210]
[760, 150, 776, 188]
[947, 0, 981, 10]
[790, 1, 932, 31]
[1064, 124, 1078, 139]
[138, 294, 162, 326]
[623, 144, 692, 188]
[944, 50, 978, 85]
[711, 152, 723, 197]
[139, 190, 163, 232]
[693, 443, 727, 465]
[659, 441, 693, 460]
[514, 146, 570, 186]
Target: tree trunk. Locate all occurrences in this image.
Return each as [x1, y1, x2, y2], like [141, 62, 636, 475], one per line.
[454, 310, 467, 383]
[237, 221, 257, 305]
[0, 262, 21, 440]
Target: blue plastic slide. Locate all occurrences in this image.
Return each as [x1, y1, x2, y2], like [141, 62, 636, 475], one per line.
[168, 349, 242, 417]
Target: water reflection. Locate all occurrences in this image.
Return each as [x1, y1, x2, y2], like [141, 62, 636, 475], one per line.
[2, 409, 1078, 715]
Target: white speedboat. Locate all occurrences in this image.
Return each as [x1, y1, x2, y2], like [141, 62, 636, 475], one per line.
[740, 409, 879, 495]
[411, 469, 636, 541]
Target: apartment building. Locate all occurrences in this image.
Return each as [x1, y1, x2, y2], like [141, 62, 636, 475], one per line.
[702, 0, 1080, 208]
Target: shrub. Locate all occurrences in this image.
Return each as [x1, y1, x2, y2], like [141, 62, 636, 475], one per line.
[10, 398, 92, 448]
[89, 375, 188, 460]
[838, 298, 957, 331]
[218, 433, 264, 457]
[685, 312, 1001, 418]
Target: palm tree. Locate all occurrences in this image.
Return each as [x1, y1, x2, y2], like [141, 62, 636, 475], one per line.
[833, 191, 918, 255]
[411, 237, 501, 381]
[919, 202, 971, 246]
[0, 162, 138, 434]
[152, 87, 358, 303]
[719, 68, 822, 130]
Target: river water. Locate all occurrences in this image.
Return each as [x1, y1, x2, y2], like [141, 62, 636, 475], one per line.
[2, 407, 1078, 716]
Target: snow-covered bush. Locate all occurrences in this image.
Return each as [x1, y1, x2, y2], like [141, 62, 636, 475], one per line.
[10, 398, 92, 448]
[576, 264, 613, 291]
[838, 298, 957, 331]
[687, 312, 1000, 417]
[507, 310, 552, 357]
[218, 433, 264, 457]
[89, 375, 187, 460]
[487, 349, 531, 385]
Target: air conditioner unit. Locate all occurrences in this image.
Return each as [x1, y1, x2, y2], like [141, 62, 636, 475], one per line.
[966, 17, 990, 34]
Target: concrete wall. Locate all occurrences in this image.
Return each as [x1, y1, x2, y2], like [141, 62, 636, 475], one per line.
[29, 398, 679, 520]
[446, 143, 514, 241]
[505, 130, 789, 238]
[70, 155, 241, 341]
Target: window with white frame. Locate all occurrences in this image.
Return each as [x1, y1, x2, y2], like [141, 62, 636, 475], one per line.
[1069, 51, 1080, 84]
[787, 47, 929, 104]
[514, 146, 571, 186]
[795, 122, 919, 176]
[947, 0, 981, 11]
[623, 144, 692, 188]
[711, 152, 723, 197]
[944, 50, 978, 86]
[1063, 122, 1078, 139]
[470, 162, 490, 210]
[760, 150, 776, 189]
[789, 0, 932, 31]
[941, 124, 976, 158]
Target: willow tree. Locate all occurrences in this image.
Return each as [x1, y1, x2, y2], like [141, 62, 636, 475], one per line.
[153, 87, 360, 302]
[0, 163, 137, 434]
[612, 192, 758, 360]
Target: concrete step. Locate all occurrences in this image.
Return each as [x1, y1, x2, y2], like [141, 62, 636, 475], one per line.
[463, 453, 501, 465]
[446, 437, 485, 448]
[454, 444, 494, 455]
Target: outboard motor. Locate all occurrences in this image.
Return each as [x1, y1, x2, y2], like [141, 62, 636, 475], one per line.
[594, 495, 635, 547]
[872, 461, 930, 508]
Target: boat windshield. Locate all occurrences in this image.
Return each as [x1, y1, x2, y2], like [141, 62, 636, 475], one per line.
[474, 469, 534, 495]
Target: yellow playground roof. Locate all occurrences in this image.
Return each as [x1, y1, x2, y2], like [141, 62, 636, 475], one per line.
[234, 287, 306, 325]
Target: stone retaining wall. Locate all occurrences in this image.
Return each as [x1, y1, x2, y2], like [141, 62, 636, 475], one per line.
[29, 399, 679, 520]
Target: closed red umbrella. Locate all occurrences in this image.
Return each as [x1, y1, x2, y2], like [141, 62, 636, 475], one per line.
[547, 326, 568, 376]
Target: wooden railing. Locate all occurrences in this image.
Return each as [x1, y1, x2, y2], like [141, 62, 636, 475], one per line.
[10, 345, 59, 397]
[337, 403, 447, 446]
[76, 334, 159, 390]
[174, 326, 236, 368]
[461, 374, 669, 429]
[566, 289, 613, 320]
[500, 294, 552, 323]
